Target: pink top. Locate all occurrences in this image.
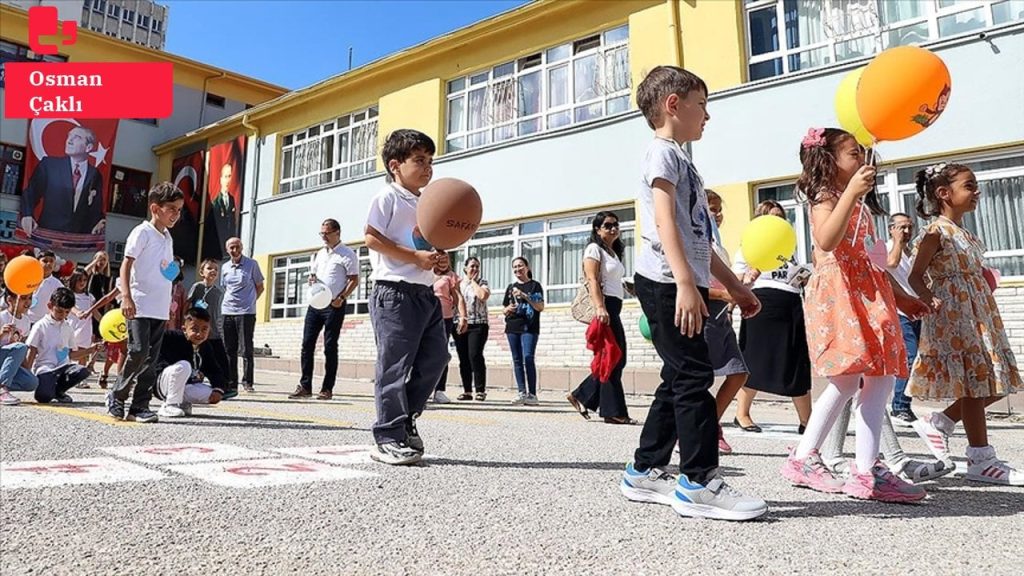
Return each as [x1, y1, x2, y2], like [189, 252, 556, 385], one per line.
[433, 273, 459, 319]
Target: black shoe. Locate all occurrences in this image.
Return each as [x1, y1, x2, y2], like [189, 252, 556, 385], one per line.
[890, 410, 917, 427]
[733, 417, 762, 433]
[55, 393, 74, 404]
[106, 392, 125, 420]
[126, 409, 159, 423]
[288, 386, 312, 399]
[370, 442, 422, 465]
[405, 415, 424, 453]
[242, 384, 255, 393]
[474, 392, 487, 401]
[456, 393, 473, 401]
[798, 423, 807, 435]
[221, 390, 238, 400]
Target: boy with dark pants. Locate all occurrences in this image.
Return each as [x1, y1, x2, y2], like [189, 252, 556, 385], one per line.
[154, 307, 226, 418]
[107, 182, 184, 422]
[619, 66, 767, 521]
[26, 288, 98, 403]
[364, 129, 449, 465]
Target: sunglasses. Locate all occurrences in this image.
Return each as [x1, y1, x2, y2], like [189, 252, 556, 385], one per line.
[601, 222, 620, 230]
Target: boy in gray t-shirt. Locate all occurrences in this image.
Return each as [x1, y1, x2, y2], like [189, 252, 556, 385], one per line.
[188, 258, 230, 396]
[619, 66, 767, 522]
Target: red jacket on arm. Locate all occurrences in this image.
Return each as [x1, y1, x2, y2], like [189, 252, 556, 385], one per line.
[586, 319, 621, 383]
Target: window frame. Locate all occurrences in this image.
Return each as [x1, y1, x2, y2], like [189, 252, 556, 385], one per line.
[278, 105, 380, 195]
[0, 142, 27, 197]
[107, 165, 153, 218]
[269, 246, 373, 319]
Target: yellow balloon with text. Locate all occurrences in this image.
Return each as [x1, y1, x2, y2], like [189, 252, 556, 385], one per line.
[835, 66, 875, 148]
[99, 308, 128, 343]
[741, 215, 797, 272]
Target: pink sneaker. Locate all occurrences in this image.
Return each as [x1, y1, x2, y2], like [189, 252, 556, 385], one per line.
[780, 448, 845, 493]
[718, 424, 733, 455]
[0, 388, 20, 406]
[844, 461, 926, 502]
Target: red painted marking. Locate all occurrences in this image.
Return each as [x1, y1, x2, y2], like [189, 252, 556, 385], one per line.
[6, 464, 100, 474]
[224, 462, 319, 476]
[142, 446, 215, 455]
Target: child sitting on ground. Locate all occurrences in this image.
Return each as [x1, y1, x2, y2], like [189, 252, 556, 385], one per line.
[154, 306, 226, 418]
[25, 288, 98, 403]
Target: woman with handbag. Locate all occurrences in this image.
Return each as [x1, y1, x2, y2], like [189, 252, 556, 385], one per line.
[567, 211, 637, 425]
[454, 256, 491, 401]
[503, 257, 545, 405]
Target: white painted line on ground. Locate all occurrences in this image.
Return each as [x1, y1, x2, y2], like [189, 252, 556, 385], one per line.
[272, 445, 439, 465]
[723, 423, 803, 440]
[1, 457, 165, 490]
[99, 443, 274, 465]
[164, 457, 376, 488]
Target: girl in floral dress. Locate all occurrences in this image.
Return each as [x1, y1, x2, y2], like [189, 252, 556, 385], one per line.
[908, 162, 1022, 486]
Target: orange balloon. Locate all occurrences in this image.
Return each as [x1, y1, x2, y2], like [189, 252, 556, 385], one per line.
[3, 255, 44, 296]
[856, 46, 951, 142]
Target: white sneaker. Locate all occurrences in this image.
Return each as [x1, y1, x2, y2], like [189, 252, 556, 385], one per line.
[511, 392, 527, 405]
[893, 458, 954, 483]
[524, 394, 539, 406]
[966, 446, 1024, 486]
[157, 404, 186, 418]
[621, 463, 677, 506]
[912, 415, 951, 463]
[0, 388, 20, 406]
[433, 390, 451, 404]
[673, 472, 769, 521]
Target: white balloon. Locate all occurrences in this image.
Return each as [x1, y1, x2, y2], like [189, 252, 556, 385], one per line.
[307, 282, 332, 310]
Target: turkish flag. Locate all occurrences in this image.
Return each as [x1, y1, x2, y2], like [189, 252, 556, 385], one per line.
[170, 151, 205, 264]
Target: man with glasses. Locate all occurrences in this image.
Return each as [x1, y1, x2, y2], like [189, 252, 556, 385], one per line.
[885, 213, 920, 426]
[289, 219, 359, 400]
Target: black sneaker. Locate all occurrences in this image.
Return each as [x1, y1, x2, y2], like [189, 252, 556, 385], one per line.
[370, 442, 422, 466]
[405, 415, 424, 453]
[106, 392, 125, 420]
[891, 410, 917, 427]
[126, 409, 159, 423]
[55, 393, 74, 404]
[221, 390, 238, 400]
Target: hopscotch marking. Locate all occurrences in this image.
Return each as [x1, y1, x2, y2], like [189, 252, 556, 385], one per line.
[273, 445, 438, 465]
[164, 457, 376, 488]
[1, 457, 165, 490]
[99, 443, 273, 465]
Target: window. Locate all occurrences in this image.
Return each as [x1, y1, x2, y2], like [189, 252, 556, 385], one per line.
[205, 93, 226, 108]
[107, 4, 120, 18]
[153, 19, 163, 32]
[138, 14, 150, 28]
[744, 0, 1022, 81]
[0, 143, 26, 196]
[123, 9, 135, 23]
[270, 247, 373, 319]
[93, 0, 106, 13]
[107, 166, 152, 218]
[278, 106, 379, 194]
[1, 40, 68, 87]
[445, 24, 630, 153]
[755, 151, 1024, 278]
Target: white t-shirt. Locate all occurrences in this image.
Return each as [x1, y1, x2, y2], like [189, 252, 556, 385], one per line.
[732, 249, 812, 294]
[26, 314, 76, 374]
[311, 243, 359, 299]
[0, 309, 32, 345]
[885, 239, 918, 316]
[125, 220, 175, 320]
[71, 292, 96, 348]
[583, 243, 625, 300]
[365, 183, 434, 286]
[27, 275, 64, 323]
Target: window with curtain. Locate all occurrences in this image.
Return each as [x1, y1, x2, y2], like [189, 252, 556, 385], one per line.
[279, 106, 379, 195]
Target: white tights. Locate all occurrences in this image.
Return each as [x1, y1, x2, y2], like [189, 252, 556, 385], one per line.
[794, 374, 894, 472]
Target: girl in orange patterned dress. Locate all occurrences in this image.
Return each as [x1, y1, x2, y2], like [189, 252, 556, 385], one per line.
[779, 128, 930, 503]
[907, 163, 1022, 486]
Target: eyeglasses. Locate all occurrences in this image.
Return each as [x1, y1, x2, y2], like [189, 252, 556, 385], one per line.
[319, 230, 339, 238]
[601, 222, 620, 230]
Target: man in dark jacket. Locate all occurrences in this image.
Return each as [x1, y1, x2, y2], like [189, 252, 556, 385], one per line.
[155, 307, 225, 418]
[21, 127, 106, 236]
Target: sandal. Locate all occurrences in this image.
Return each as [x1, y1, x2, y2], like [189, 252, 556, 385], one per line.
[98, 376, 108, 389]
[566, 394, 591, 421]
[604, 416, 639, 425]
[456, 393, 473, 401]
[474, 392, 487, 401]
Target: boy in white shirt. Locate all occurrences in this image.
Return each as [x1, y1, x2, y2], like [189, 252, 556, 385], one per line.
[106, 182, 184, 423]
[25, 288, 97, 403]
[364, 129, 450, 465]
[26, 251, 64, 324]
[0, 289, 38, 405]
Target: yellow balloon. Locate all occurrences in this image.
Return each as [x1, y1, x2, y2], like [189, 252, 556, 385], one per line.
[835, 66, 875, 148]
[741, 215, 797, 272]
[99, 308, 128, 343]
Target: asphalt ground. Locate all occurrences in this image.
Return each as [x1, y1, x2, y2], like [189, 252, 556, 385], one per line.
[1, 370, 1022, 575]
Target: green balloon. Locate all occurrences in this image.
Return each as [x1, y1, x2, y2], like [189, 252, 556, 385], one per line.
[638, 314, 652, 341]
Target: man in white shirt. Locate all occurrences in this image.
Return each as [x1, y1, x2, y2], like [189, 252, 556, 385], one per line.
[289, 219, 359, 401]
[885, 213, 920, 426]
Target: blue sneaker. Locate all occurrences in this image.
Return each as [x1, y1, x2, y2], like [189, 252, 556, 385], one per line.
[673, 471, 768, 521]
[106, 391, 125, 420]
[620, 463, 677, 506]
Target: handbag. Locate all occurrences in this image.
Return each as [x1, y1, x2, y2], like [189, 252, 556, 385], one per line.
[570, 246, 604, 324]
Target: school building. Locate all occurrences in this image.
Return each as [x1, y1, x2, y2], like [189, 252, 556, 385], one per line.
[7, 1, 1024, 393]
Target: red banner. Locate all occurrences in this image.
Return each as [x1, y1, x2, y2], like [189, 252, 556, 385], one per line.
[3, 62, 173, 119]
[170, 151, 205, 265]
[18, 118, 119, 252]
[205, 136, 247, 259]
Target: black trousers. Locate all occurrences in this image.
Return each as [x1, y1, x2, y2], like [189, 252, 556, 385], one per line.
[299, 304, 346, 392]
[223, 314, 256, 390]
[571, 297, 629, 418]
[111, 317, 165, 412]
[633, 276, 717, 484]
[454, 323, 488, 393]
[436, 318, 454, 392]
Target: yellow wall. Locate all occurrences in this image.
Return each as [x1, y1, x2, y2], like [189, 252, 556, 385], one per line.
[711, 181, 752, 256]
[679, 0, 746, 91]
[376, 78, 444, 168]
[253, 253, 272, 323]
[628, 2, 675, 103]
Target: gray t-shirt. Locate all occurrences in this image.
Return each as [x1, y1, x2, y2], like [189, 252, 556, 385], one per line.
[635, 137, 712, 288]
[187, 282, 224, 339]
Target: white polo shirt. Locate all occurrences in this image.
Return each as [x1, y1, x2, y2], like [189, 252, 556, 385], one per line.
[125, 220, 174, 320]
[365, 183, 435, 287]
[311, 243, 359, 299]
[26, 314, 76, 374]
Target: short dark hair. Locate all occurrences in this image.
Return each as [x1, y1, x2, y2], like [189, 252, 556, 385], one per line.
[888, 212, 912, 225]
[322, 218, 340, 232]
[184, 307, 211, 323]
[636, 66, 708, 130]
[39, 251, 56, 260]
[3, 288, 19, 300]
[50, 287, 75, 309]
[148, 181, 185, 206]
[381, 129, 435, 183]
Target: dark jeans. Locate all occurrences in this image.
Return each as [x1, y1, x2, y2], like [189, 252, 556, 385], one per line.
[572, 297, 629, 418]
[507, 332, 539, 395]
[454, 323, 488, 393]
[35, 364, 90, 403]
[892, 315, 921, 414]
[436, 318, 454, 392]
[300, 304, 346, 392]
[207, 337, 229, 377]
[223, 314, 256, 390]
[369, 281, 448, 444]
[633, 276, 717, 484]
[111, 317, 165, 412]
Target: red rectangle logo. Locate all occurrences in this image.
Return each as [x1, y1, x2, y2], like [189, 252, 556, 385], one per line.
[3, 62, 174, 119]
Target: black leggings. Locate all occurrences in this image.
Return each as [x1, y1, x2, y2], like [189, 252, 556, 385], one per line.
[454, 323, 488, 393]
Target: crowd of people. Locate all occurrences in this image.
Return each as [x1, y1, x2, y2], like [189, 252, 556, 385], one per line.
[0, 64, 1019, 521]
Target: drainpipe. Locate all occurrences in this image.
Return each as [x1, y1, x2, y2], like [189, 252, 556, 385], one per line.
[667, 0, 682, 67]
[198, 71, 227, 129]
[241, 113, 261, 257]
